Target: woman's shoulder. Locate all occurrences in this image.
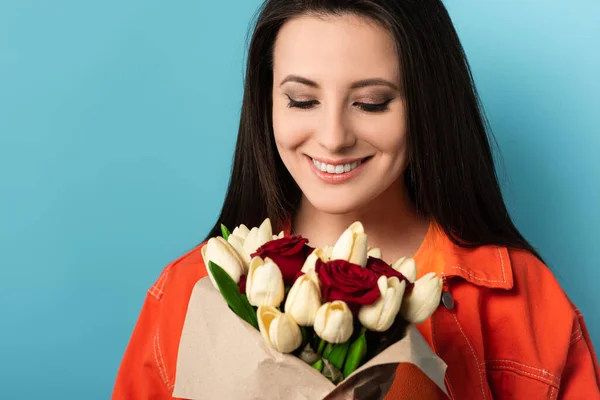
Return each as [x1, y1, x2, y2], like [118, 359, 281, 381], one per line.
[147, 242, 208, 304]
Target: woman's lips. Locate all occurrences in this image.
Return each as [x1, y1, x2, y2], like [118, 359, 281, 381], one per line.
[307, 156, 370, 184]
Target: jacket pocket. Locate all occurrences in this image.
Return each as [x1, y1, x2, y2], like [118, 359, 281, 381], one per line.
[486, 361, 560, 399]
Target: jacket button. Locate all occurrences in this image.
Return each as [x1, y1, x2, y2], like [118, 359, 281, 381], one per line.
[442, 292, 455, 310]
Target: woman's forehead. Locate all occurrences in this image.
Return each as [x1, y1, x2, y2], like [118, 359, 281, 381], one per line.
[272, 14, 400, 86]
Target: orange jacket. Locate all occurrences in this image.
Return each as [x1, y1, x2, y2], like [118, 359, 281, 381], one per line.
[112, 223, 600, 399]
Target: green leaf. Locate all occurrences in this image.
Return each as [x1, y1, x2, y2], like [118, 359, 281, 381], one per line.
[220, 224, 231, 240]
[328, 340, 350, 370]
[343, 331, 367, 378]
[312, 359, 324, 372]
[208, 261, 258, 330]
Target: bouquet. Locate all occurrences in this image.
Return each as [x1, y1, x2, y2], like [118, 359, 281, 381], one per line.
[173, 218, 448, 400]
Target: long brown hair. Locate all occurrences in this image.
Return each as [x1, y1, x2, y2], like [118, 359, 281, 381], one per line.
[205, 0, 543, 262]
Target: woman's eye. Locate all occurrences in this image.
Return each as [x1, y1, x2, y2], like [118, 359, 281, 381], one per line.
[355, 98, 393, 113]
[286, 96, 319, 109]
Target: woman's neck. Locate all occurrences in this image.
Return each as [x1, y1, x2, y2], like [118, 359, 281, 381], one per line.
[292, 181, 430, 263]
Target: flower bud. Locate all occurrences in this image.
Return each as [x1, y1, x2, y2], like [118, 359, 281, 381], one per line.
[257, 306, 303, 353]
[246, 256, 285, 307]
[392, 257, 417, 283]
[243, 218, 273, 256]
[301, 248, 328, 273]
[358, 276, 406, 332]
[231, 224, 250, 240]
[314, 301, 354, 343]
[201, 237, 246, 289]
[331, 222, 368, 267]
[367, 247, 382, 259]
[400, 272, 443, 324]
[227, 233, 250, 264]
[284, 271, 322, 326]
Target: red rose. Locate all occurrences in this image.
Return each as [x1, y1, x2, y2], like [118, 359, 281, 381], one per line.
[251, 235, 312, 285]
[366, 257, 413, 288]
[315, 259, 381, 311]
[238, 274, 247, 294]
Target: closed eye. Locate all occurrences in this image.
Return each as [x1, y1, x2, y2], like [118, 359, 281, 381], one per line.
[285, 95, 394, 113]
[354, 98, 393, 113]
[286, 95, 319, 110]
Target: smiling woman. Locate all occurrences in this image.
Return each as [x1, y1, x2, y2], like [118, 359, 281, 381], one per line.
[111, 0, 600, 399]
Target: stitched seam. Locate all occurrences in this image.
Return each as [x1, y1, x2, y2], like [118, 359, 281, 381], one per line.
[156, 327, 174, 390]
[153, 330, 170, 390]
[432, 314, 456, 399]
[487, 365, 559, 387]
[497, 248, 506, 282]
[569, 330, 583, 345]
[148, 264, 172, 300]
[549, 386, 557, 400]
[451, 266, 506, 283]
[485, 360, 560, 381]
[452, 312, 487, 399]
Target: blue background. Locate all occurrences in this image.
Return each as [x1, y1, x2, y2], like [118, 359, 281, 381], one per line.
[0, 1, 598, 398]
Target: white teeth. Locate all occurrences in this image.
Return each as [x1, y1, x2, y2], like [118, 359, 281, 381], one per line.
[312, 159, 362, 174]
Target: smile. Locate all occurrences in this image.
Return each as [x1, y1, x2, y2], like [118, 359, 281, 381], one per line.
[311, 159, 362, 174]
[307, 156, 371, 184]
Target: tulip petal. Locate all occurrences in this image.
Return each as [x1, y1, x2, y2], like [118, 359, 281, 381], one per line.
[331, 229, 353, 261]
[269, 313, 303, 353]
[232, 224, 249, 239]
[393, 257, 417, 283]
[401, 272, 442, 324]
[202, 237, 245, 289]
[301, 248, 327, 273]
[367, 247, 382, 259]
[349, 233, 368, 267]
[314, 301, 353, 343]
[228, 234, 250, 266]
[246, 257, 284, 307]
[285, 272, 322, 326]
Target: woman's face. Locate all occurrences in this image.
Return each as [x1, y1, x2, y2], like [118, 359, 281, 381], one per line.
[272, 13, 408, 214]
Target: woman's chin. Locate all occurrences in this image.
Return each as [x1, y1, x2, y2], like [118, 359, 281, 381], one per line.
[302, 193, 370, 216]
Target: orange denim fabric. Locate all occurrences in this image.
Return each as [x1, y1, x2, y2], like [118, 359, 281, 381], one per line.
[112, 223, 600, 399]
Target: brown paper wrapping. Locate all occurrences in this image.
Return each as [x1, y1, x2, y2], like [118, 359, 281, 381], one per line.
[173, 277, 448, 400]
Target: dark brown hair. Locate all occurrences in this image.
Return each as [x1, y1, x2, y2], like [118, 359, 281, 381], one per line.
[205, 0, 543, 262]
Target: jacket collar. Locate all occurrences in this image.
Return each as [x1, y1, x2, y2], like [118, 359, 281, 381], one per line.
[428, 222, 514, 290]
[282, 217, 514, 290]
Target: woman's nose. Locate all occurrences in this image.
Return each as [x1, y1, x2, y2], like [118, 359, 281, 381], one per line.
[315, 105, 356, 152]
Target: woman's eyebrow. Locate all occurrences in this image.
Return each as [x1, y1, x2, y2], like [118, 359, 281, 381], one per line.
[279, 75, 399, 91]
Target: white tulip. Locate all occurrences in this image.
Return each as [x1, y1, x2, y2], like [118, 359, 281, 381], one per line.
[201, 237, 246, 289]
[331, 222, 368, 267]
[231, 224, 250, 240]
[301, 248, 328, 273]
[284, 271, 322, 326]
[358, 276, 406, 332]
[367, 247, 382, 259]
[227, 233, 250, 264]
[246, 257, 285, 307]
[243, 218, 273, 257]
[272, 230, 284, 240]
[400, 272, 443, 324]
[257, 306, 303, 353]
[314, 301, 354, 344]
[392, 257, 417, 283]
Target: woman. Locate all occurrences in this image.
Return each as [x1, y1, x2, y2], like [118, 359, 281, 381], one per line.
[112, 0, 600, 398]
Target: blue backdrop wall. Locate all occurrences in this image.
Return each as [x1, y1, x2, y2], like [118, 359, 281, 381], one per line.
[1, 1, 598, 398]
